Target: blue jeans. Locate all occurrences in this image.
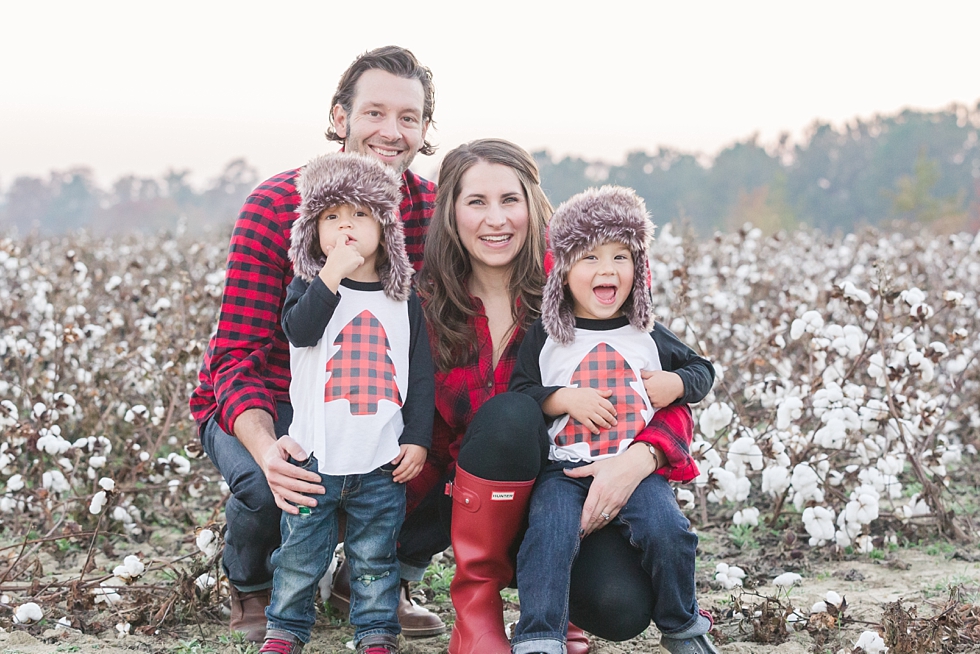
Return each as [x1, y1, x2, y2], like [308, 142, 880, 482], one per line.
[199, 403, 293, 591]
[265, 455, 406, 645]
[512, 461, 705, 654]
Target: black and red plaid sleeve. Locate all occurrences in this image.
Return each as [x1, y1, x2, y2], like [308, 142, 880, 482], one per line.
[633, 404, 699, 482]
[400, 170, 436, 270]
[189, 170, 299, 434]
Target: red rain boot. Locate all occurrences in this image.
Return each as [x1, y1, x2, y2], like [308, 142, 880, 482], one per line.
[447, 467, 534, 654]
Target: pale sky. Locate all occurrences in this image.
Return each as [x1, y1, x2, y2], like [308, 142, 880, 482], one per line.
[3, 0, 979, 190]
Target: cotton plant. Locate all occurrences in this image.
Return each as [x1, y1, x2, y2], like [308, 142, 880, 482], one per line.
[714, 562, 747, 589]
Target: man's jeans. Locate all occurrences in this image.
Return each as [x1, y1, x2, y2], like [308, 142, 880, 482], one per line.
[265, 455, 406, 645]
[512, 461, 705, 654]
[200, 403, 293, 591]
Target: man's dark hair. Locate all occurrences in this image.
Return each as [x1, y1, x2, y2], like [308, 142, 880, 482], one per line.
[326, 45, 436, 156]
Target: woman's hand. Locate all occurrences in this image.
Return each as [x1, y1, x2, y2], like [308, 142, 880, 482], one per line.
[564, 444, 658, 536]
[391, 444, 427, 483]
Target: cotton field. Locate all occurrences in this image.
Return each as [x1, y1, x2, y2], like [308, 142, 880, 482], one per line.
[1, 224, 978, 651]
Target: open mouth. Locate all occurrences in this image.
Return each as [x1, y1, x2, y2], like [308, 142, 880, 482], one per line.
[480, 234, 512, 246]
[593, 285, 618, 304]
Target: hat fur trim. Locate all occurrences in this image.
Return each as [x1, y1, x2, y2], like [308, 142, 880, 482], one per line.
[289, 152, 412, 302]
[542, 185, 656, 344]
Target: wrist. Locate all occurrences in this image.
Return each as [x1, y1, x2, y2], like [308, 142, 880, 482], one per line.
[630, 441, 662, 472]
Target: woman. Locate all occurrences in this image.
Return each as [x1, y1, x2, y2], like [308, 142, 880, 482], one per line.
[398, 139, 699, 654]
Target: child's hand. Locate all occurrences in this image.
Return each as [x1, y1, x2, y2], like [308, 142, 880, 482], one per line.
[640, 370, 684, 408]
[318, 234, 364, 292]
[391, 444, 427, 483]
[564, 387, 617, 435]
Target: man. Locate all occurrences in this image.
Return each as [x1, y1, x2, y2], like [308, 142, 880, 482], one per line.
[190, 45, 445, 643]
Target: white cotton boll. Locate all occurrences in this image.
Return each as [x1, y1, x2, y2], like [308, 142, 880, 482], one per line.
[116, 622, 131, 637]
[835, 529, 852, 548]
[714, 562, 746, 589]
[93, 583, 122, 605]
[33, 402, 47, 419]
[99, 477, 115, 491]
[111, 506, 133, 523]
[902, 494, 931, 520]
[901, 287, 926, 306]
[7, 473, 25, 491]
[698, 402, 734, 437]
[676, 488, 695, 509]
[195, 572, 217, 592]
[854, 630, 888, 653]
[877, 455, 903, 477]
[37, 433, 72, 455]
[776, 397, 804, 430]
[727, 436, 764, 472]
[89, 455, 106, 469]
[168, 453, 191, 475]
[105, 275, 123, 292]
[813, 418, 848, 449]
[918, 358, 935, 382]
[707, 468, 738, 503]
[56, 616, 72, 629]
[762, 465, 791, 497]
[772, 572, 802, 588]
[845, 491, 880, 526]
[14, 601, 43, 624]
[943, 290, 964, 305]
[90, 490, 108, 514]
[803, 506, 836, 546]
[197, 529, 219, 557]
[825, 590, 842, 606]
[733, 507, 760, 526]
[910, 303, 934, 320]
[734, 476, 751, 502]
[43, 469, 70, 493]
[855, 535, 875, 554]
[811, 600, 828, 613]
[139, 451, 150, 462]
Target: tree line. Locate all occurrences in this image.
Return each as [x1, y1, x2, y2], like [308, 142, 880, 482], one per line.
[2, 102, 979, 236]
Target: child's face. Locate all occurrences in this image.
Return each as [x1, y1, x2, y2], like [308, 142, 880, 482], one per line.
[566, 241, 634, 321]
[317, 203, 383, 262]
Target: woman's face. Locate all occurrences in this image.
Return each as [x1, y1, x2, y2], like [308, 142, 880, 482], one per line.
[454, 161, 530, 275]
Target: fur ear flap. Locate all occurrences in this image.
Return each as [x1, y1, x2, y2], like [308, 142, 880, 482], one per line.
[543, 185, 656, 343]
[289, 152, 411, 301]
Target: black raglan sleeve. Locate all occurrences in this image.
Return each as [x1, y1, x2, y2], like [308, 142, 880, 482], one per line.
[509, 319, 565, 407]
[651, 321, 715, 405]
[281, 275, 340, 348]
[398, 291, 435, 448]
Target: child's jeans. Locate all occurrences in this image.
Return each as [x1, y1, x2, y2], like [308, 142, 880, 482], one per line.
[511, 460, 706, 654]
[265, 455, 405, 645]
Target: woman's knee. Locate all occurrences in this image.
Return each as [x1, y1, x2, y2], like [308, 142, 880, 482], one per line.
[458, 393, 548, 480]
[568, 528, 653, 641]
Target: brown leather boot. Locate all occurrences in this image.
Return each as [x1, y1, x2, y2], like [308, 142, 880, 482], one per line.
[229, 586, 271, 643]
[329, 559, 446, 637]
[448, 468, 535, 654]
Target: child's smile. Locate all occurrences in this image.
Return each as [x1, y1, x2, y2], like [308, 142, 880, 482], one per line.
[567, 241, 635, 321]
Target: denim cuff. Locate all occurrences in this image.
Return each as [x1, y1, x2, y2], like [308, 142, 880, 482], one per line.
[398, 559, 428, 583]
[511, 638, 566, 654]
[660, 609, 711, 639]
[235, 580, 274, 593]
[265, 628, 303, 644]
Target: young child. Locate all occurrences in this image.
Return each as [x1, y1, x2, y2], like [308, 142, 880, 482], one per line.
[509, 186, 719, 654]
[263, 153, 435, 654]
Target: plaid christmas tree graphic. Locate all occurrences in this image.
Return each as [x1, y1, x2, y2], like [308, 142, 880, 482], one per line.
[324, 310, 402, 415]
[556, 342, 647, 456]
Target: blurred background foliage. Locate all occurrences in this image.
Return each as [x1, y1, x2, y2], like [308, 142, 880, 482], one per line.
[1, 102, 978, 237]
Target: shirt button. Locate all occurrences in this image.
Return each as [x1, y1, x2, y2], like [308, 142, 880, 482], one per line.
[486, 378, 493, 389]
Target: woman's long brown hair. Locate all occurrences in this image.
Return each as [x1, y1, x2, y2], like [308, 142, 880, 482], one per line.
[417, 139, 552, 372]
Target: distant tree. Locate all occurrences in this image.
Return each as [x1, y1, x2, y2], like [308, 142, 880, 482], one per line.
[2, 176, 52, 234]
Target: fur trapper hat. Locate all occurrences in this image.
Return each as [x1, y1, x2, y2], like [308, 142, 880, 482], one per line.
[542, 185, 655, 344]
[289, 152, 412, 301]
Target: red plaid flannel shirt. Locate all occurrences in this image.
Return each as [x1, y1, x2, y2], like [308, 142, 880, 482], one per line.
[189, 167, 436, 435]
[406, 300, 699, 512]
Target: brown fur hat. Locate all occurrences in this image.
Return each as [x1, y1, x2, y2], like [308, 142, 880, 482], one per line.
[542, 185, 655, 344]
[289, 152, 412, 301]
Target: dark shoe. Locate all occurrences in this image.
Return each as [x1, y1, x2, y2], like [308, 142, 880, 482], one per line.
[259, 636, 303, 654]
[659, 634, 720, 654]
[356, 632, 399, 653]
[229, 586, 271, 643]
[566, 622, 591, 654]
[329, 560, 446, 637]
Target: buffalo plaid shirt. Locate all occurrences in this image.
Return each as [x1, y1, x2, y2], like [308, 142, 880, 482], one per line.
[189, 167, 436, 435]
[406, 299, 700, 513]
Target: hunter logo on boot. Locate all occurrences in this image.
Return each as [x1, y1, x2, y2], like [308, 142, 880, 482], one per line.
[491, 492, 516, 501]
[324, 310, 403, 415]
[556, 342, 647, 456]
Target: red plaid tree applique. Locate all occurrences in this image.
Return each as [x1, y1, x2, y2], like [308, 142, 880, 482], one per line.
[324, 310, 403, 415]
[555, 342, 648, 457]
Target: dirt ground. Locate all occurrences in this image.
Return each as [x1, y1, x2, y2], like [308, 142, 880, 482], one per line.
[3, 545, 978, 654]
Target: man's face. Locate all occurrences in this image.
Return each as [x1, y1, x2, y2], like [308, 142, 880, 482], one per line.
[332, 69, 428, 175]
